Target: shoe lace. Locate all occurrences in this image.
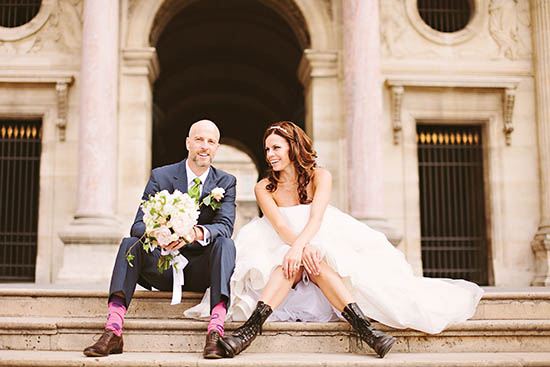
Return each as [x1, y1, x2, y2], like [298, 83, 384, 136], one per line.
[234, 307, 263, 341]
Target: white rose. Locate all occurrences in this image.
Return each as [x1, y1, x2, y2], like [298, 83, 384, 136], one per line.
[211, 187, 225, 201]
[171, 216, 193, 238]
[152, 225, 172, 246]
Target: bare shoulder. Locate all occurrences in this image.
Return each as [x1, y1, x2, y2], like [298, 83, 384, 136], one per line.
[254, 178, 270, 195]
[313, 167, 332, 183]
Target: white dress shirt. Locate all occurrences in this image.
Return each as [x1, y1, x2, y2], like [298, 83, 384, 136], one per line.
[185, 160, 211, 246]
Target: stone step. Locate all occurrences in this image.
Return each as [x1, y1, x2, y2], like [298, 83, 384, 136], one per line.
[2, 317, 550, 354]
[1, 287, 550, 320]
[1, 351, 550, 367]
[0, 288, 203, 319]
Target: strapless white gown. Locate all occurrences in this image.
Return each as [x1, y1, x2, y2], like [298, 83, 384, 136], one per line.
[184, 204, 483, 334]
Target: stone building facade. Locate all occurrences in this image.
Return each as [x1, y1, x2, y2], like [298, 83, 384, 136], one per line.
[0, 0, 548, 287]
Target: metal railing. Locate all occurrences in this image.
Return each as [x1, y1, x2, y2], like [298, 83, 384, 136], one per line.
[417, 124, 489, 285]
[0, 0, 41, 28]
[0, 120, 42, 282]
[417, 0, 471, 33]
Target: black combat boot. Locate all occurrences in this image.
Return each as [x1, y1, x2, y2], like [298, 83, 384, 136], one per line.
[342, 303, 396, 358]
[219, 301, 273, 358]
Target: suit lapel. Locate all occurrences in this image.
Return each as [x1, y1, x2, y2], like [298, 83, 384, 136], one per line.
[200, 167, 216, 203]
[174, 159, 189, 194]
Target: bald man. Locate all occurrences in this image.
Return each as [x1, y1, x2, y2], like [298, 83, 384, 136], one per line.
[84, 120, 237, 359]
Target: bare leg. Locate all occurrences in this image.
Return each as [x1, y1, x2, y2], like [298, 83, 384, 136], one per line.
[308, 261, 354, 312]
[258, 265, 303, 309]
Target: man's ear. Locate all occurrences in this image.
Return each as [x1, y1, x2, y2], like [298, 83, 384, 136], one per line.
[185, 137, 190, 151]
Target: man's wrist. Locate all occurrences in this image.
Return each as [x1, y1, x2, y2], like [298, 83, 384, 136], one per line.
[194, 226, 204, 241]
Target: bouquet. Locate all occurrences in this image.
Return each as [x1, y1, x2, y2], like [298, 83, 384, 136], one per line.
[125, 187, 226, 273]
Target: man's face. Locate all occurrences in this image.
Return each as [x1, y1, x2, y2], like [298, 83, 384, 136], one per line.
[186, 124, 220, 170]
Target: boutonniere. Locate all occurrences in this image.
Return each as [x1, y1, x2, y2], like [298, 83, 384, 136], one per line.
[201, 187, 225, 210]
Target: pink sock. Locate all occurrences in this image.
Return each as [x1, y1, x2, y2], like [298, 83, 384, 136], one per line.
[207, 301, 227, 336]
[105, 295, 126, 337]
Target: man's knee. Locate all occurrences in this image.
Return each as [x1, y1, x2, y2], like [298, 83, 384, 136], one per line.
[210, 237, 236, 259]
[120, 237, 142, 254]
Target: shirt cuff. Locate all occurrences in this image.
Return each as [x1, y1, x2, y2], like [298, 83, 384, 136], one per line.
[196, 225, 210, 246]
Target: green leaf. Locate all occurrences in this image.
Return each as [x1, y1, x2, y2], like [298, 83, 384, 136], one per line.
[202, 195, 212, 206]
[126, 253, 135, 267]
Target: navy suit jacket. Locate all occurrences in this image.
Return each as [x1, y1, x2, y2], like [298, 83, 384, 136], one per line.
[129, 159, 237, 248]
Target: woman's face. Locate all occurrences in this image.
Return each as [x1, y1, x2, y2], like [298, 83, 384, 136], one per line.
[265, 133, 291, 171]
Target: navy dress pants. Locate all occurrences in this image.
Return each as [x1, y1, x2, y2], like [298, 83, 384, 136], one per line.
[109, 236, 236, 312]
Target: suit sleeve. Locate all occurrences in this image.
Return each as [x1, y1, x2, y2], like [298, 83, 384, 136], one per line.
[130, 170, 161, 238]
[202, 174, 237, 241]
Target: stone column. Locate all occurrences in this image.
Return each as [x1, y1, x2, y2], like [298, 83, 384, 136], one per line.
[58, 0, 123, 283]
[530, 0, 550, 286]
[343, 0, 401, 245]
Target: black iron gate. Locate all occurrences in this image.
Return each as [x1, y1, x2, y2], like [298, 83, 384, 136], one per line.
[0, 120, 41, 281]
[417, 124, 489, 285]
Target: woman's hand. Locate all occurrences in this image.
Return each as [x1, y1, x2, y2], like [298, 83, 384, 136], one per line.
[282, 246, 303, 279]
[302, 244, 321, 276]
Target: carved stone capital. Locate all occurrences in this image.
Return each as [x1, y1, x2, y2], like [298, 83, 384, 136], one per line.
[122, 47, 160, 84]
[298, 49, 339, 89]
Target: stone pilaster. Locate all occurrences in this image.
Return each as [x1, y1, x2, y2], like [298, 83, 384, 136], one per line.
[58, 0, 123, 283]
[342, 0, 401, 245]
[298, 49, 344, 207]
[530, 0, 550, 286]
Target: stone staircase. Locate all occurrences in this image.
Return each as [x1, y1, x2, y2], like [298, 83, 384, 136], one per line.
[1, 285, 550, 366]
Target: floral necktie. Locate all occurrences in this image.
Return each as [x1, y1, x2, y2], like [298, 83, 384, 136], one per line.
[188, 177, 201, 202]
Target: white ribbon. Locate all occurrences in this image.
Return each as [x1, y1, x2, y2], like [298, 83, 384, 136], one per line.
[161, 249, 189, 305]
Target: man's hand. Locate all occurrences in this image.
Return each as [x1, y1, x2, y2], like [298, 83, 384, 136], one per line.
[302, 244, 320, 276]
[162, 239, 186, 252]
[193, 226, 204, 242]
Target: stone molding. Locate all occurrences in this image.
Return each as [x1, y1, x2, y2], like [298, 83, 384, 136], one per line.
[531, 232, 550, 286]
[122, 47, 160, 84]
[386, 76, 519, 145]
[405, 0, 487, 46]
[0, 70, 74, 141]
[297, 49, 339, 89]
[0, 0, 54, 41]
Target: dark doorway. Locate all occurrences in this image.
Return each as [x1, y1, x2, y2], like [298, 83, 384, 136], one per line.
[153, 0, 307, 174]
[417, 124, 489, 285]
[0, 119, 41, 282]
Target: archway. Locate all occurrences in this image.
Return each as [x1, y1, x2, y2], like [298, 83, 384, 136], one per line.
[151, 0, 310, 175]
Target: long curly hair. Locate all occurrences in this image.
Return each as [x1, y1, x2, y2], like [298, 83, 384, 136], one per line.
[263, 121, 317, 204]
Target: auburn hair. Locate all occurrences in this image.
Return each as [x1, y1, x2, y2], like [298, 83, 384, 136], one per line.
[263, 121, 317, 204]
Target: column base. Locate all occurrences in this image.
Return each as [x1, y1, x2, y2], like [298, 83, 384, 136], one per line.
[357, 217, 403, 247]
[531, 227, 550, 286]
[57, 216, 124, 284]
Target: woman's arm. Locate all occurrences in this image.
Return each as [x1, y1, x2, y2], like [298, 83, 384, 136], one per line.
[292, 167, 332, 249]
[254, 179, 298, 245]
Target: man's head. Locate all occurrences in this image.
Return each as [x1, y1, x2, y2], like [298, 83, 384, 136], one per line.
[186, 119, 220, 175]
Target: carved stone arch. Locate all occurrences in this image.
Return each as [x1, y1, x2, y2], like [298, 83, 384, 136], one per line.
[126, 0, 335, 53]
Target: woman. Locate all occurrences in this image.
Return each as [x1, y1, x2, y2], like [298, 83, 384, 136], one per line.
[185, 121, 483, 358]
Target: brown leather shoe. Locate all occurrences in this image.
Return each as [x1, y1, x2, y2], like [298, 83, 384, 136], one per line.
[83, 330, 123, 357]
[203, 330, 225, 359]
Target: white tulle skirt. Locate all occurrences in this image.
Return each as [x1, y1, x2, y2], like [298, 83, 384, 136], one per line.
[184, 205, 483, 334]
